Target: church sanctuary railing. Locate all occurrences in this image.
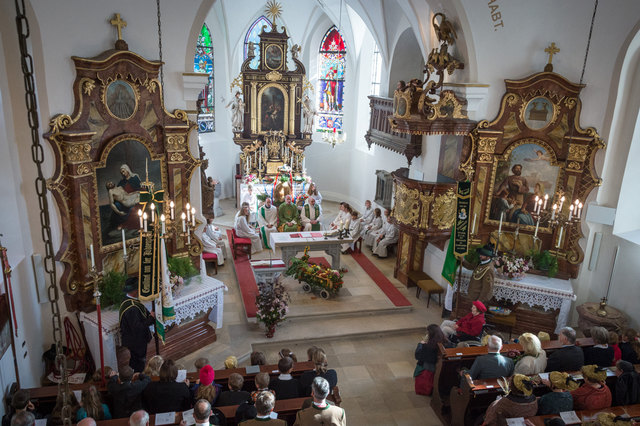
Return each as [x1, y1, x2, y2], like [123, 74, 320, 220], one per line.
[365, 96, 423, 166]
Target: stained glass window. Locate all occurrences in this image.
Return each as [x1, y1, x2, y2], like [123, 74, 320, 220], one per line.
[194, 24, 214, 132]
[317, 27, 346, 133]
[244, 16, 273, 70]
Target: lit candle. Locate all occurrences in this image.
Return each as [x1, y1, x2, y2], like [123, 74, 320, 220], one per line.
[138, 209, 143, 229]
[543, 194, 548, 210]
[186, 203, 191, 222]
[170, 200, 175, 220]
[534, 217, 540, 238]
[535, 195, 539, 205]
[143, 212, 148, 232]
[498, 212, 504, 234]
[181, 212, 186, 232]
[160, 214, 166, 235]
[89, 244, 95, 269]
[150, 203, 155, 223]
[551, 204, 557, 220]
[537, 199, 543, 214]
[191, 207, 196, 227]
[578, 202, 583, 217]
[569, 204, 574, 220]
[471, 213, 477, 234]
[575, 199, 580, 207]
[556, 226, 564, 248]
[122, 229, 127, 257]
[559, 196, 565, 211]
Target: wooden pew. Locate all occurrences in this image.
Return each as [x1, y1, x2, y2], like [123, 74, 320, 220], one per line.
[449, 365, 640, 426]
[430, 338, 594, 425]
[526, 403, 640, 426]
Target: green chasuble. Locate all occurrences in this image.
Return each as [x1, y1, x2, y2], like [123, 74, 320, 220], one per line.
[278, 202, 299, 232]
[304, 204, 321, 231]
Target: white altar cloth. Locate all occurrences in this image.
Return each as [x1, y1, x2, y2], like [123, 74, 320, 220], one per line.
[80, 274, 227, 370]
[445, 267, 576, 333]
[269, 232, 353, 269]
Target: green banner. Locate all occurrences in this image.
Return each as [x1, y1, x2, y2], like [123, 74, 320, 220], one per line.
[138, 229, 159, 301]
[454, 182, 471, 257]
[441, 226, 458, 286]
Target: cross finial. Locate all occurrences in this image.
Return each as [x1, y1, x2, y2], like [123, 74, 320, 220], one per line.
[544, 42, 560, 72]
[110, 13, 127, 41]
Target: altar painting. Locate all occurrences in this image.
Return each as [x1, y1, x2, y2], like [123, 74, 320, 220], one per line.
[489, 143, 559, 226]
[96, 139, 163, 247]
[260, 86, 286, 132]
[437, 135, 466, 183]
[105, 80, 137, 120]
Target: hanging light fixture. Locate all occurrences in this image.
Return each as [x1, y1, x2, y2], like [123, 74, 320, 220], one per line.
[322, 0, 346, 148]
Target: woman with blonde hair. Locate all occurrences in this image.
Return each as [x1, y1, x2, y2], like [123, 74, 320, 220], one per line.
[514, 333, 547, 375]
[77, 385, 111, 421]
[299, 349, 338, 396]
[307, 182, 322, 205]
[143, 355, 164, 376]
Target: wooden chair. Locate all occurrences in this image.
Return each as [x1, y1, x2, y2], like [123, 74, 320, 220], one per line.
[407, 270, 429, 288]
[353, 237, 363, 253]
[201, 252, 218, 274]
[231, 228, 252, 259]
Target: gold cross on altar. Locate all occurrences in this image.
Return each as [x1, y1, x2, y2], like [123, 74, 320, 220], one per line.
[110, 13, 127, 41]
[544, 43, 560, 71]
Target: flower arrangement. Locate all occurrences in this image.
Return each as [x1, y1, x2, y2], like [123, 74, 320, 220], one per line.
[285, 249, 344, 296]
[526, 249, 559, 278]
[262, 176, 274, 184]
[292, 175, 305, 183]
[244, 174, 259, 184]
[278, 174, 290, 183]
[494, 254, 531, 280]
[169, 273, 184, 298]
[255, 281, 291, 337]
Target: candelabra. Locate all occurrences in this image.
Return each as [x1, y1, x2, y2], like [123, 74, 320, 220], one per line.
[530, 191, 583, 252]
[87, 263, 106, 385]
[136, 200, 199, 249]
[322, 128, 345, 148]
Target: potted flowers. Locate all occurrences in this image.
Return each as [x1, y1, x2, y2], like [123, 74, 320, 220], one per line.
[493, 253, 531, 280]
[255, 281, 290, 338]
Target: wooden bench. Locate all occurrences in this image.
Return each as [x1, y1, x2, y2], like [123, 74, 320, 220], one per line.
[416, 279, 444, 307]
[486, 312, 518, 339]
[202, 252, 218, 274]
[430, 337, 595, 425]
[526, 403, 640, 426]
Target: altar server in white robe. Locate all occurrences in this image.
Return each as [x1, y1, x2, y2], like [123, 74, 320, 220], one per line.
[372, 215, 399, 258]
[301, 197, 322, 231]
[257, 197, 278, 249]
[201, 230, 225, 265]
[330, 202, 352, 230]
[364, 208, 385, 246]
[360, 200, 374, 226]
[241, 184, 258, 224]
[307, 183, 323, 205]
[342, 210, 363, 252]
[204, 218, 227, 259]
[234, 204, 263, 254]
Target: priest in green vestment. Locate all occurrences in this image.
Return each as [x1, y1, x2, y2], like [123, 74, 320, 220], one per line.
[301, 196, 322, 231]
[278, 194, 300, 232]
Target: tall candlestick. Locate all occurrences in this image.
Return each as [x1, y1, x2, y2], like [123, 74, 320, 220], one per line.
[556, 227, 564, 248]
[559, 196, 565, 212]
[191, 207, 196, 227]
[186, 203, 191, 222]
[89, 244, 95, 269]
[181, 212, 186, 233]
[498, 212, 504, 234]
[160, 214, 166, 235]
[138, 209, 143, 229]
[143, 212, 148, 233]
[150, 203, 155, 222]
[170, 201, 175, 220]
[578, 202, 583, 217]
[471, 213, 477, 235]
[568, 204, 574, 220]
[537, 199, 543, 214]
[534, 217, 540, 238]
[551, 204, 557, 220]
[145, 158, 149, 182]
[122, 229, 127, 256]
[543, 194, 548, 210]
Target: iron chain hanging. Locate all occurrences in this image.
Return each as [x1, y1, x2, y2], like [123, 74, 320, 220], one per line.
[13, 0, 72, 424]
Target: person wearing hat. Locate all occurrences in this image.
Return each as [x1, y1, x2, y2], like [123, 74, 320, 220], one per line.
[440, 300, 487, 342]
[466, 243, 496, 305]
[570, 364, 612, 410]
[194, 365, 222, 406]
[483, 374, 538, 425]
[537, 371, 578, 415]
[614, 360, 640, 405]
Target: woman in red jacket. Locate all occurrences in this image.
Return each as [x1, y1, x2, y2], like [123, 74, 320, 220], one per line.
[441, 300, 486, 343]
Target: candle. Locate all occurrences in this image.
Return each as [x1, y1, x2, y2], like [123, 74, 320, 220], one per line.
[145, 158, 149, 182]
[471, 213, 477, 234]
[534, 217, 540, 238]
[575, 199, 580, 206]
[150, 203, 155, 222]
[559, 196, 565, 211]
[537, 199, 543, 214]
[303, 157, 306, 170]
[543, 194, 548, 210]
[556, 227, 564, 248]
[187, 233, 191, 245]
[498, 212, 504, 234]
[181, 212, 186, 232]
[143, 212, 148, 232]
[191, 207, 196, 227]
[122, 229, 127, 256]
[551, 204, 557, 220]
[186, 203, 191, 222]
[578, 202, 583, 217]
[568, 204, 574, 220]
[170, 200, 175, 220]
[138, 209, 143, 229]
[160, 214, 166, 235]
[89, 244, 95, 269]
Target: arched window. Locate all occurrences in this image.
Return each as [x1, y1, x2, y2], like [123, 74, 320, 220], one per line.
[244, 16, 273, 69]
[317, 26, 346, 133]
[194, 24, 214, 132]
[370, 44, 382, 96]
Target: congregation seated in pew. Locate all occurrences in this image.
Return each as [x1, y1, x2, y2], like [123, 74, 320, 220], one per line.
[583, 326, 616, 368]
[466, 335, 515, 380]
[514, 333, 548, 375]
[545, 327, 584, 372]
[484, 374, 538, 425]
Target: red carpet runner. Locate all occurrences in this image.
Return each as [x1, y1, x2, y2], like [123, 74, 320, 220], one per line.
[227, 230, 258, 318]
[351, 251, 412, 307]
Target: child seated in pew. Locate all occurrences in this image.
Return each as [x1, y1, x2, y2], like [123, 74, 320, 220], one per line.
[194, 365, 222, 407]
[483, 374, 538, 425]
[279, 348, 298, 363]
[77, 385, 112, 421]
[142, 355, 163, 377]
[570, 364, 612, 410]
[614, 360, 640, 406]
[537, 371, 578, 415]
[271, 356, 302, 400]
[251, 372, 275, 402]
[620, 328, 640, 364]
[215, 373, 251, 407]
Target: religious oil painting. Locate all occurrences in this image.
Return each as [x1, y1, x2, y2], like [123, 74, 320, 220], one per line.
[489, 143, 559, 226]
[437, 135, 466, 183]
[96, 139, 163, 247]
[105, 80, 137, 120]
[260, 86, 285, 132]
[265, 44, 282, 70]
[523, 96, 554, 130]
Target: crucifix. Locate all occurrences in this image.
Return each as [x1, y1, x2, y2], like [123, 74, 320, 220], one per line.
[544, 42, 560, 72]
[110, 13, 127, 41]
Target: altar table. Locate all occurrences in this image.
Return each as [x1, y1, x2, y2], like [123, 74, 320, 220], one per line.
[269, 232, 353, 269]
[250, 259, 287, 284]
[79, 274, 227, 370]
[445, 267, 576, 333]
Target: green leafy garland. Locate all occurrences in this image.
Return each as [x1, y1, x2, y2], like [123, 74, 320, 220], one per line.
[285, 249, 344, 295]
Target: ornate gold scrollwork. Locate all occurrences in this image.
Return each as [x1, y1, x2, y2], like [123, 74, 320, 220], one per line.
[266, 70, 283, 81]
[478, 153, 493, 163]
[172, 109, 189, 123]
[420, 193, 435, 228]
[49, 114, 73, 136]
[77, 164, 92, 176]
[63, 142, 92, 164]
[82, 78, 96, 95]
[564, 97, 577, 109]
[567, 161, 582, 171]
[170, 153, 184, 162]
[393, 184, 421, 227]
[166, 135, 186, 152]
[506, 93, 520, 107]
[425, 90, 468, 120]
[143, 78, 158, 94]
[568, 144, 588, 162]
[478, 137, 497, 153]
[432, 189, 456, 230]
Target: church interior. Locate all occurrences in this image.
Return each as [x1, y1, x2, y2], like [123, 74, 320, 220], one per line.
[1, 0, 640, 425]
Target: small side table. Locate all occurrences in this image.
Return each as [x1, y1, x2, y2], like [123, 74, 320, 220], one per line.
[576, 302, 628, 336]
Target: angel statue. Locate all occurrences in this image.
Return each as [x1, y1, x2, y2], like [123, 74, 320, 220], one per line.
[291, 44, 301, 60]
[226, 91, 245, 132]
[301, 95, 316, 134]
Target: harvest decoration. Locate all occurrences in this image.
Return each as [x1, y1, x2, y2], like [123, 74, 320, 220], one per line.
[284, 247, 344, 299]
[255, 280, 290, 338]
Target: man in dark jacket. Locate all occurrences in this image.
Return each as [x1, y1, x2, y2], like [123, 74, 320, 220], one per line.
[545, 327, 585, 372]
[119, 297, 155, 372]
[107, 366, 150, 419]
